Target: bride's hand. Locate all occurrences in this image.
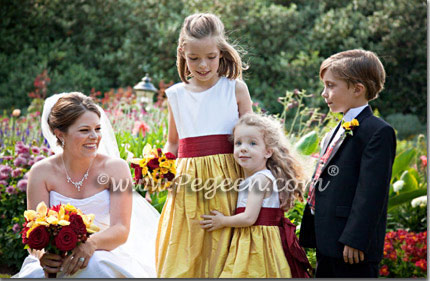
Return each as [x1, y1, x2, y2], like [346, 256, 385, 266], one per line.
[62, 239, 97, 276]
[39, 252, 63, 276]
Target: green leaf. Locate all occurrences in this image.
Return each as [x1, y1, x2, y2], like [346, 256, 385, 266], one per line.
[388, 188, 427, 211]
[391, 148, 417, 182]
[294, 131, 319, 155]
[399, 170, 418, 191]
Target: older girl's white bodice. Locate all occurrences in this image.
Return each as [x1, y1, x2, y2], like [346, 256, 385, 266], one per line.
[14, 190, 160, 278]
[237, 169, 280, 208]
[166, 76, 239, 139]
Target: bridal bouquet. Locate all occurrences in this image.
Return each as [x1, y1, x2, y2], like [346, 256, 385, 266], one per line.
[130, 144, 177, 193]
[21, 201, 99, 254]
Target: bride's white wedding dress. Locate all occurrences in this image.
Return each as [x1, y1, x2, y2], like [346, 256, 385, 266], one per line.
[14, 189, 159, 278]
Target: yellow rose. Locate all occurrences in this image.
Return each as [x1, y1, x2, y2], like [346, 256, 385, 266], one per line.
[342, 121, 351, 130]
[351, 119, 359, 126]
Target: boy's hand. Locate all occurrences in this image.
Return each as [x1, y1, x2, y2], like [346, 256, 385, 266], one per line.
[200, 210, 225, 231]
[343, 245, 364, 264]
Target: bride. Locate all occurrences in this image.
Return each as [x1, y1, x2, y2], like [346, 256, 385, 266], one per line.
[14, 92, 160, 278]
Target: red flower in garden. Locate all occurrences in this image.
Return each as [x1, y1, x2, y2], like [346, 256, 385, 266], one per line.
[27, 226, 50, 250]
[54, 226, 78, 251]
[132, 121, 150, 137]
[415, 259, 427, 271]
[388, 251, 397, 261]
[379, 265, 389, 276]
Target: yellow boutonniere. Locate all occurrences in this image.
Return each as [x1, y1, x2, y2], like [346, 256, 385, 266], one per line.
[342, 118, 359, 136]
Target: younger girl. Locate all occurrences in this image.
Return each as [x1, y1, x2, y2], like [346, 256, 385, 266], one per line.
[155, 13, 253, 278]
[200, 113, 312, 278]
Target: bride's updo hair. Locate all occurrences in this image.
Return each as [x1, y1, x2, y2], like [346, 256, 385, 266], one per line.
[47, 92, 100, 146]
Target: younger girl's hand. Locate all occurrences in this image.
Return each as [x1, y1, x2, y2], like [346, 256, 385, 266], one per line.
[200, 210, 225, 231]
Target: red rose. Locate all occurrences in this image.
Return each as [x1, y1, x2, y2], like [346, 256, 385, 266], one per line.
[164, 172, 175, 181]
[27, 226, 50, 250]
[69, 214, 87, 235]
[54, 226, 78, 251]
[165, 152, 176, 160]
[147, 158, 159, 170]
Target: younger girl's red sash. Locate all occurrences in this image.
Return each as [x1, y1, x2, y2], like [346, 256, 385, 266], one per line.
[235, 207, 312, 278]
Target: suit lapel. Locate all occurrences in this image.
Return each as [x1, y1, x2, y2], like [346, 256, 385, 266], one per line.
[321, 121, 341, 155]
[319, 106, 374, 176]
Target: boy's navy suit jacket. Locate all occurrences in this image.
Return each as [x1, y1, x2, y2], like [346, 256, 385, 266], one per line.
[299, 106, 396, 263]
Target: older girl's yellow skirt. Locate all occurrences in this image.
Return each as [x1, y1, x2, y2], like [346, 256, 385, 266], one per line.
[220, 225, 292, 278]
[155, 153, 242, 278]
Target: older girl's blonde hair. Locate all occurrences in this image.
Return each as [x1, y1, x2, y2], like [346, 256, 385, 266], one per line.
[177, 13, 247, 83]
[233, 113, 308, 211]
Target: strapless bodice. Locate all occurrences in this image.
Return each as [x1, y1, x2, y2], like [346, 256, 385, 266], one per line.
[49, 189, 110, 231]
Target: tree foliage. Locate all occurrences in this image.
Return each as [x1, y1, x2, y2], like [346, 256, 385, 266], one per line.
[0, 0, 426, 122]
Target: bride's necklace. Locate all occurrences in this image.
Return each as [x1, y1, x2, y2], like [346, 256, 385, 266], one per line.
[62, 155, 95, 192]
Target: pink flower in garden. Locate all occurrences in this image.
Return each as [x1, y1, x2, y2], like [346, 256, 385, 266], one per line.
[0, 165, 12, 175]
[132, 121, 150, 137]
[41, 146, 50, 154]
[31, 146, 40, 154]
[13, 156, 27, 167]
[420, 155, 427, 168]
[415, 259, 427, 271]
[17, 179, 28, 192]
[0, 180, 8, 186]
[12, 168, 22, 178]
[6, 186, 16, 194]
[23, 172, 29, 179]
[2, 156, 14, 161]
[12, 223, 20, 233]
[0, 172, 9, 181]
[28, 160, 35, 166]
[379, 265, 389, 276]
[34, 155, 45, 163]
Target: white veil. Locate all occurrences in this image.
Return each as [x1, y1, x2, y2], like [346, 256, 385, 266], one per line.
[40, 92, 159, 277]
[41, 92, 120, 158]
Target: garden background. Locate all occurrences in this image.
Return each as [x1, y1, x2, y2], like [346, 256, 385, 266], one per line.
[0, 0, 427, 278]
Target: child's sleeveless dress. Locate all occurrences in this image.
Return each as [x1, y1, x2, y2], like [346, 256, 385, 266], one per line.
[220, 169, 292, 278]
[156, 77, 243, 278]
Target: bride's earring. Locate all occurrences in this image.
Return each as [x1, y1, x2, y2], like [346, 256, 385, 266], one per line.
[60, 139, 65, 148]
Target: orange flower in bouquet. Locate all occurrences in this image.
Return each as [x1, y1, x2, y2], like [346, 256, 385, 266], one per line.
[21, 201, 100, 276]
[130, 144, 177, 193]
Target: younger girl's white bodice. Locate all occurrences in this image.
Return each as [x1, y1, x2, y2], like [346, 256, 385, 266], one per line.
[165, 77, 239, 139]
[237, 169, 280, 208]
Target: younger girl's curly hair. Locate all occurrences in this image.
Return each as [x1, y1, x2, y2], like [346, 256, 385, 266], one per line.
[233, 113, 309, 210]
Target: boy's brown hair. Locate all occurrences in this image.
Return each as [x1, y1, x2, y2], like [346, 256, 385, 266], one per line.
[319, 49, 386, 101]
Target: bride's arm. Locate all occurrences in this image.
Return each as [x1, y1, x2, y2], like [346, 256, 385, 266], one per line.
[62, 158, 133, 276]
[89, 158, 132, 250]
[27, 160, 50, 210]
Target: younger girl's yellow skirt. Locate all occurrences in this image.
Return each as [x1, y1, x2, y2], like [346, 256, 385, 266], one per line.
[155, 153, 243, 278]
[220, 225, 292, 278]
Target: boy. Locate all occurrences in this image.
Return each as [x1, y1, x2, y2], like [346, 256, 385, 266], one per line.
[299, 49, 396, 277]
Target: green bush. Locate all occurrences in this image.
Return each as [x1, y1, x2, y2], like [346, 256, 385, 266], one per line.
[386, 113, 425, 140]
[0, 0, 426, 123]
